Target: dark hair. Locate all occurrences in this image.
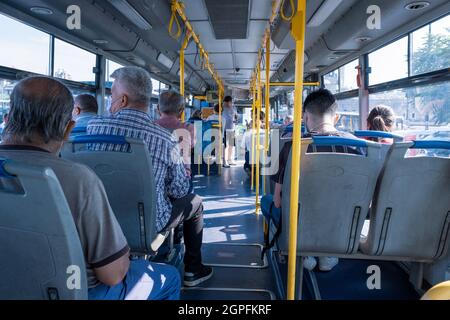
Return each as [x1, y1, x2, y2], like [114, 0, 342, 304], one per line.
[214, 104, 220, 113]
[367, 105, 395, 132]
[4, 76, 74, 144]
[75, 94, 98, 114]
[304, 89, 337, 116]
[224, 96, 232, 103]
[260, 111, 265, 121]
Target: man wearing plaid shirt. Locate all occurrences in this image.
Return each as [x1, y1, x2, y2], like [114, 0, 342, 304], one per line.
[87, 66, 213, 287]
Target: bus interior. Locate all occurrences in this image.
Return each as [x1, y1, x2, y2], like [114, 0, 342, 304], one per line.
[0, 0, 449, 301]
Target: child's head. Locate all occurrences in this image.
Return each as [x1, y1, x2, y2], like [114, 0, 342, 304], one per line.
[367, 105, 395, 132]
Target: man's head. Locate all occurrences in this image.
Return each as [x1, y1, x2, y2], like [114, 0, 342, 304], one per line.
[284, 115, 293, 125]
[303, 89, 338, 132]
[109, 66, 153, 114]
[223, 96, 233, 108]
[2, 113, 8, 124]
[214, 104, 220, 114]
[73, 94, 98, 118]
[2, 76, 75, 149]
[158, 91, 184, 116]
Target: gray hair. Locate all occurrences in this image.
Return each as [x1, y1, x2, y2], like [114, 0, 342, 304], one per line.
[159, 90, 184, 115]
[3, 76, 74, 144]
[111, 66, 153, 106]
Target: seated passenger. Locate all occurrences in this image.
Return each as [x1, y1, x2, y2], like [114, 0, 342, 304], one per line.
[189, 109, 202, 122]
[261, 89, 361, 272]
[72, 94, 99, 129]
[0, 76, 180, 300]
[155, 90, 195, 178]
[206, 104, 220, 122]
[87, 66, 213, 287]
[367, 105, 395, 144]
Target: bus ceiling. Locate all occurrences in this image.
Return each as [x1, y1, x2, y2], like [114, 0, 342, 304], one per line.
[0, 0, 448, 96]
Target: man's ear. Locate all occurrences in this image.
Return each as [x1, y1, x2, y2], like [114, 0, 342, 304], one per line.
[63, 120, 76, 141]
[73, 106, 81, 117]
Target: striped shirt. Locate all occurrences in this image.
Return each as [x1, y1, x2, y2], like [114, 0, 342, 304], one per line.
[87, 108, 190, 232]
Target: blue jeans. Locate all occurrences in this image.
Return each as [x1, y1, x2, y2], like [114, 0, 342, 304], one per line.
[88, 259, 180, 300]
[261, 194, 281, 226]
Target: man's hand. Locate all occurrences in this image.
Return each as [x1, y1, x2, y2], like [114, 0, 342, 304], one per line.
[273, 183, 282, 208]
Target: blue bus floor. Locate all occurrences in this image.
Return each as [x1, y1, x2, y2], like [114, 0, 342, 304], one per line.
[181, 165, 279, 299]
[277, 257, 420, 300]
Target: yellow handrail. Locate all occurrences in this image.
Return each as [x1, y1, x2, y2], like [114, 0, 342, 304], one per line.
[218, 88, 223, 174]
[169, 0, 224, 93]
[180, 31, 192, 123]
[251, 84, 256, 191]
[267, 82, 320, 87]
[280, 0, 295, 21]
[255, 60, 262, 212]
[287, 0, 307, 300]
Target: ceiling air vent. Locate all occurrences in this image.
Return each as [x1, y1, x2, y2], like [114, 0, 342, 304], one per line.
[205, 0, 249, 39]
[405, 2, 430, 11]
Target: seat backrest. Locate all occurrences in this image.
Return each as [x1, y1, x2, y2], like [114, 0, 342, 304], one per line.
[0, 159, 87, 300]
[61, 135, 157, 255]
[361, 140, 450, 261]
[279, 137, 386, 255]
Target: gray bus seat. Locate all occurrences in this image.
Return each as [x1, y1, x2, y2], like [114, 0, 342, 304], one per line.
[0, 158, 87, 300]
[360, 140, 450, 261]
[279, 136, 385, 255]
[61, 135, 164, 256]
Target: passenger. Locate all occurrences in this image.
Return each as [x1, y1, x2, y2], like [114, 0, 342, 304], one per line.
[261, 89, 361, 272]
[87, 66, 213, 287]
[367, 105, 395, 144]
[155, 90, 195, 148]
[0, 76, 180, 300]
[284, 115, 293, 126]
[206, 103, 220, 122]
[0, 113, 8, 137]
[222, 96, 238, 167]
[189, 109, 203, 122]
[241, 112, 265, 176]
[155, 90, 195, 177]
[72, 94, 99, 128]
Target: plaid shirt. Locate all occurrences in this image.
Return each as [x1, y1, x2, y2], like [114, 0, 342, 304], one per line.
[87, 108, 190, 232]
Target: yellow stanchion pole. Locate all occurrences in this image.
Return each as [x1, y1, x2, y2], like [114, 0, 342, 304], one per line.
[180, 32, 192, 123]
[218, 89, 223, 175]
[286, 0, 307, 300]
[264, 31, 271, 196]
[255, 57, 262, 213]
[251, 85, 256, 191]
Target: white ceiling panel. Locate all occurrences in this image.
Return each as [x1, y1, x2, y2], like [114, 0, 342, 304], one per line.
[182, 0, 210, 20]
[235, 53, 258, 69]
[250, 0, 272, 20]
[208, 53, 234, 69]
[232, 21, 267, 52]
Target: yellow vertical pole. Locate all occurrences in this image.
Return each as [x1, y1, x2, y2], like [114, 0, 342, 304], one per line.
[255, 57, 262, 213]
[180, 32, 191, 123]
[264, 31, 271, 195]
[218, 88, 223, 175]
[251, 85, 256, 191]
[287, 0, 307, 300]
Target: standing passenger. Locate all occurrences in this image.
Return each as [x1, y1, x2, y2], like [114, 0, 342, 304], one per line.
[222, 96, 238, 167]
[87, 67, 213, 287]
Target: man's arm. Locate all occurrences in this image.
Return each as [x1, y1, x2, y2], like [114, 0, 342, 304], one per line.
[273, 183, 282, 208]
[94, 250, 130, 286]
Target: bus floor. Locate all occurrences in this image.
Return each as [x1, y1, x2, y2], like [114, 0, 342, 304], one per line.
[181, 164, 279, 300]
[181, 164, 420, 300]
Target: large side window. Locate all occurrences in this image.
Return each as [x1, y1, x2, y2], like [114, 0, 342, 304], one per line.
[369, 36, 408, 85]
[105, 59, 124, 88]
[0, 14, 50, 75]
[411, 15, 450, 76]
[369, 81, 450, 133]
[54, 38, 96, 83]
